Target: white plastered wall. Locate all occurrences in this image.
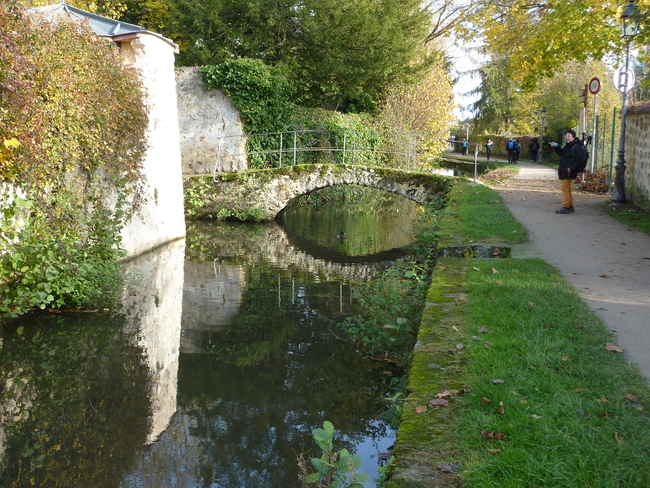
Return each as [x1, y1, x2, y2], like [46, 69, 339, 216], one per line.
[120, 33, 186, 258]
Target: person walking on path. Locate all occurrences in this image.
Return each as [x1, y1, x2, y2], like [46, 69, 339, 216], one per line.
[485, 139, 493, 160]
[506, 139, 515, 164]
[550, 129, 586, 214]
[513, 139, 521, 163]
[461, 139, 468, 156]
[528, 137, 540, 162]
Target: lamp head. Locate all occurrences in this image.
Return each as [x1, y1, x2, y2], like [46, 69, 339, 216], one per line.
[621, 0, 641, 38]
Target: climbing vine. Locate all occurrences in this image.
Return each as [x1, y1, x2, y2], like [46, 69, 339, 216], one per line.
[199, 59, 387, 170]
[0, 0, 148, 317]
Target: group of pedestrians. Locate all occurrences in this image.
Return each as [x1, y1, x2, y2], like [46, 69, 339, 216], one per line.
[483, 137, 541, 163]
[463, 133, 588, 215]
[505, 139, 521, 164]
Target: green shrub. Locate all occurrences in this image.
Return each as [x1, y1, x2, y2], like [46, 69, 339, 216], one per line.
[0, 1, 147, 317]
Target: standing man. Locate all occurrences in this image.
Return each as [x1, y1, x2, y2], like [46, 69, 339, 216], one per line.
[513, 139, 521, 163]
[461, 139, 468, 156]
[550, 129, 587, 214]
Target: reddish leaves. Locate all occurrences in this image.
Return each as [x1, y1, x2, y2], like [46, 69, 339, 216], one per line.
[481, 430, 505, 440]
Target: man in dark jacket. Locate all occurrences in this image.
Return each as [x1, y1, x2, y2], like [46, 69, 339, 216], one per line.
[550, 129, 587, 214]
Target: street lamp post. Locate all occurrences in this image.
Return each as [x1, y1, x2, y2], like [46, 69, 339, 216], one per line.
[611, 0, 641, 203]
[537, 107, 546, 163]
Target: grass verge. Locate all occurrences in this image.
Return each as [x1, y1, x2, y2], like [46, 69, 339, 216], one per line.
[386, 182, 650, 488]
[437, 181, 528, 246]
[604, 204, 650, 237]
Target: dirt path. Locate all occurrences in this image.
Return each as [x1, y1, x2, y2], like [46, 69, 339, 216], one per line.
[492, 161, 650, 384]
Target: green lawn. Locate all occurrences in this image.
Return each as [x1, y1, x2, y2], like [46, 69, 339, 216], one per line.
[385, 181, 650, 488]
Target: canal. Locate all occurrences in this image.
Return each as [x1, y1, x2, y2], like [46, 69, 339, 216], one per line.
[0, 190, 422, 487]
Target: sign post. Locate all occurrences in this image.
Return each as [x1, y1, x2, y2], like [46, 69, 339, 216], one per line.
[588, 77, 601, 172]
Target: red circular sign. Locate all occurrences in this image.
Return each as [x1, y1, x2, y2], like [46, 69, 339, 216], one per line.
[589, 77, 601, 95]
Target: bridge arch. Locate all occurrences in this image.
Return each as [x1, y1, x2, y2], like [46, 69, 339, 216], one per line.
[184, 164, 453, 220]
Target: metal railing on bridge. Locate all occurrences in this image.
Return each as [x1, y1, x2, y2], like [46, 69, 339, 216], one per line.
[213, 129, 423, 178]
[212, 129, 484, 182]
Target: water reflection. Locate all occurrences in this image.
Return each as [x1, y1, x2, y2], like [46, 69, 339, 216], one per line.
[0, 239, 185, 487]
[121, 238, 185, 443]
[121, 195, 418, 487]
[1, 192, 419, 488]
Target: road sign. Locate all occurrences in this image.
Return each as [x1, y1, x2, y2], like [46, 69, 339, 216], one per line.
[589, 77, 601, 95]
[613, 67, 635, 93]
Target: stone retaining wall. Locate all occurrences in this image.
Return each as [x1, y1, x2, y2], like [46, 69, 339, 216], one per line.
[175, 67, 247, 175]
[626, 101, 650, 210]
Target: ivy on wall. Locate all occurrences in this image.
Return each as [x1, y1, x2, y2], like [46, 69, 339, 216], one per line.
[0, 0, 148, 317]
[200, 58, 389, 170]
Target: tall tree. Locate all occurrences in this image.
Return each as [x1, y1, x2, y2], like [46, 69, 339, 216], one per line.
[159, 0, 432, 112]
[450, 0, 649, 90]
[375, 59, 455, 169]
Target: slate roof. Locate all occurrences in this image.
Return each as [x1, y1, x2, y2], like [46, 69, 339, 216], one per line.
[29, 1, 178, 51]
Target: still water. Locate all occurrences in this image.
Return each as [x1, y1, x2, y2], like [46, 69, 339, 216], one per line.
[0, 192, 421, 488]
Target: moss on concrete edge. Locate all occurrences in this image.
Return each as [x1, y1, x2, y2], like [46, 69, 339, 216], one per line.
[385, 258, 469, 488]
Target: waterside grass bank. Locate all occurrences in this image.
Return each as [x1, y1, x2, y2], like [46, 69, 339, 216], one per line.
[386, 181, 650, 487]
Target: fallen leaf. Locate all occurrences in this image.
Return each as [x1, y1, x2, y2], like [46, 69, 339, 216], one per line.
[575, 387, 584, 392]
[415, 405, 427, 414]
[491, 379, 505, 384]
[562, 355, 569, 361]
[496, 280, 504, 285]
[456, 343, 464, 350]
[484, 343, 490, 349]
[526, 302, 535, 308]
[473, 266, 480, 271]
[429, 398, 449, 407]
[492, 248, 502, 256]
[498, 401, 505, 415]
[477, 326, 490, 333]
[615, 432, 624, 444]
[451, 326, 459, 332]
[531, 414, 543, 419]
[436, 389, 458, 398]
[599, 274, 609, 278]
[486, 449, 501, 455]
[438, 266, 448, 270]
[492, 268, 499, 274]
[625, 394, 639, 402]
[437, 463, 456, 473]
[605, 342, 624, 353]
[481, 397, 491, 404]
[480, 430, 505, 440]
[595, 397, 611, 403]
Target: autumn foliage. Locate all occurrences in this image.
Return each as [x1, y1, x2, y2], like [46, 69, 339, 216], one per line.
[0, 0, 147, 198]
[0, 0, 148, 316]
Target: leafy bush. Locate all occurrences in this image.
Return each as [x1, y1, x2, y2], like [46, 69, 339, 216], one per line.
[0, 196, 128, 317]
[0, 1, 148, 317]
[201, 59, 295, 169]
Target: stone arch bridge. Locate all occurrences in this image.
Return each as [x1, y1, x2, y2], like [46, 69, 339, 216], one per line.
[183, 164, 453, 220]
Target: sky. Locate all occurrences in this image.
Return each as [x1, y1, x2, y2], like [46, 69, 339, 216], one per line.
[446, 37, 484, 120]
